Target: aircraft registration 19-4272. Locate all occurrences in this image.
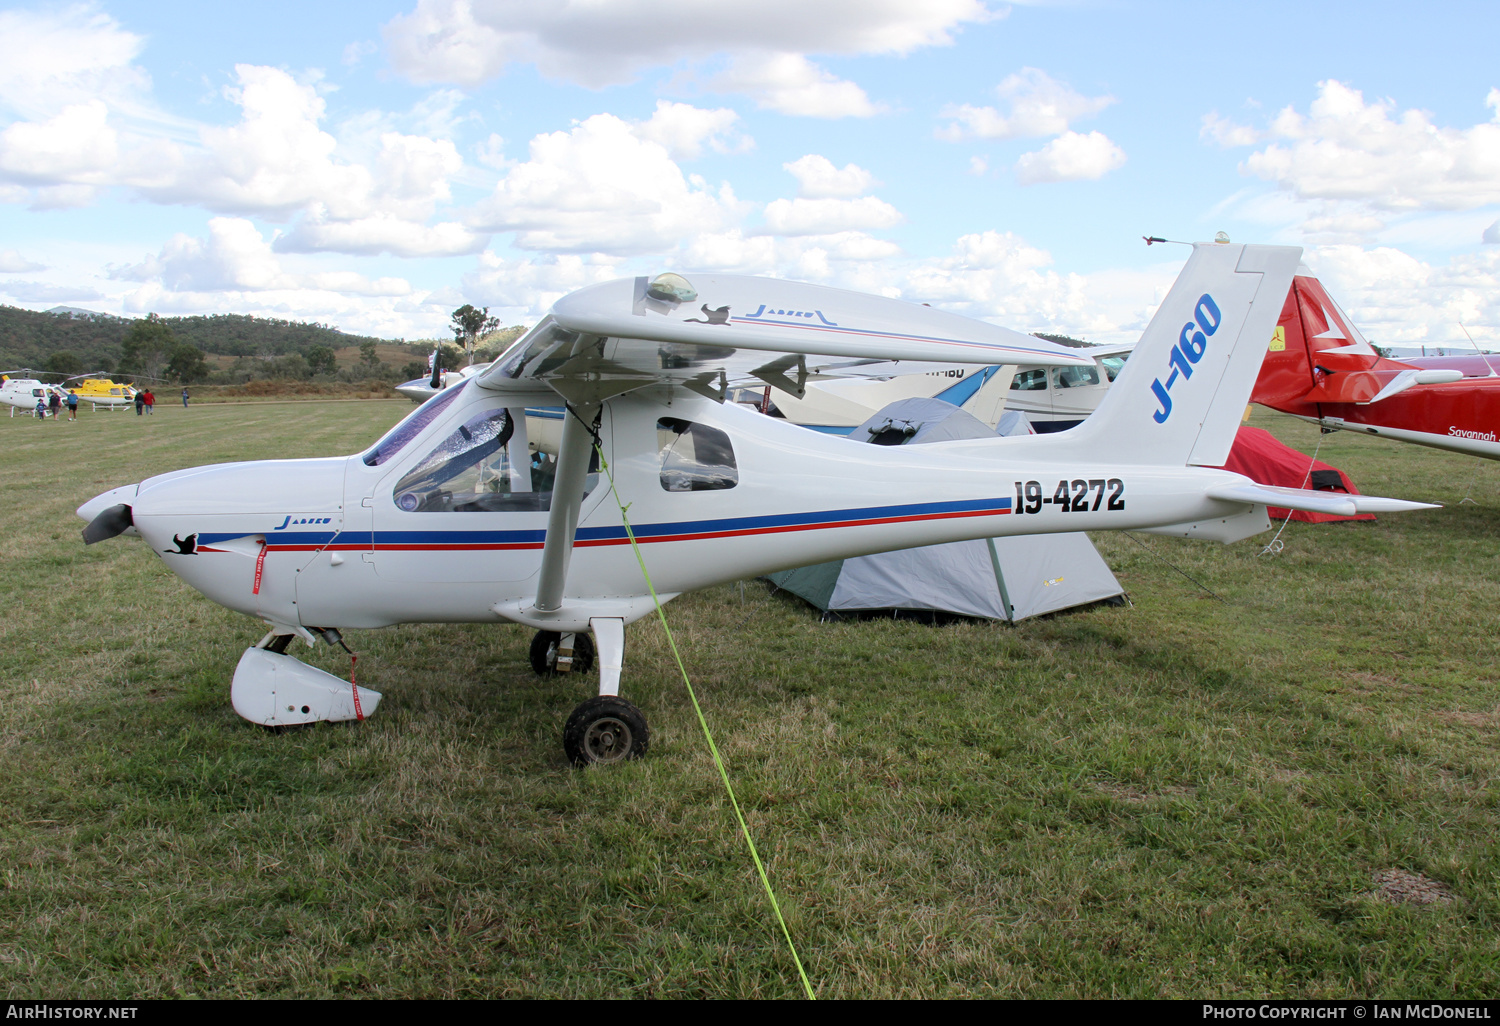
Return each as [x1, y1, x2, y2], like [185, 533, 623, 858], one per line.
[77, 241, 1438, 765]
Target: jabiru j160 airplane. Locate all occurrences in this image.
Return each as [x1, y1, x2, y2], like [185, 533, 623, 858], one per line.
[1247, 272, 1500, 456]
[77, 242, 1436, 765]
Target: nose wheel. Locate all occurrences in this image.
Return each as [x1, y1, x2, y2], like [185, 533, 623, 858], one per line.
[563, 696, 649, 765]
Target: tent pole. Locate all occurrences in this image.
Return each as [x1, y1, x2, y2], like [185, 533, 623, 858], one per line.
[985, 538, 1015, 623]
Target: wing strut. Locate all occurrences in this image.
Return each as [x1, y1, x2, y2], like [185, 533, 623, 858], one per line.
[534, 401, 600, 612]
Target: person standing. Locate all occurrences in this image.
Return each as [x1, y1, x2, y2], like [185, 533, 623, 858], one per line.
[133, 390, 144, 416]
[65, 391, 78, 421]
[143, 389, 155, 415]
[181, 387, 189, 408]
[48, 392, 61, 421]
[35, 398, 47, 419]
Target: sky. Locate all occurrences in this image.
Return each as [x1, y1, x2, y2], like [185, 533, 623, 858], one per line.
[0, 0, 1497, 345]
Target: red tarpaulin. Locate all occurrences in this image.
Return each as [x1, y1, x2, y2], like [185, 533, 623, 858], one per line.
[1210, 426, 1375, 523]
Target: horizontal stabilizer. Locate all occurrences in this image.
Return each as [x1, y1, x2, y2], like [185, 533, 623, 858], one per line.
[1206, 482, 1439, 516]
[1300, 367, 1464, 405]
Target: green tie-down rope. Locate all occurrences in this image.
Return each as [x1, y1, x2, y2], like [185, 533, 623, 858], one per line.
[595, 443, 816, 1000]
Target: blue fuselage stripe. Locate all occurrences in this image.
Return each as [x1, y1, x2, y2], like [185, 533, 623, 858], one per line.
[200, 496, 1014, 550]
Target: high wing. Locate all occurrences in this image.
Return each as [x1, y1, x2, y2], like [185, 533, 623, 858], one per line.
[474, 272, 1091, 403]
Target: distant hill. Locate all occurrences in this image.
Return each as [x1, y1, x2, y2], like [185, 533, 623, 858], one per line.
[1031, 332, 1094, 348]
[0, 305, 393, 375]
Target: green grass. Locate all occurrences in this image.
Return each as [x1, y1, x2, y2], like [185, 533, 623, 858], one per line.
[1, 401, 1498, 998]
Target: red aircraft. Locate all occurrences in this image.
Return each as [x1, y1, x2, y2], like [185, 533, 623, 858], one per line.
[1249, 272, 1500, 458]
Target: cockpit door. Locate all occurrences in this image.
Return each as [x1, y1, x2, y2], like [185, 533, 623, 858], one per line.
[369, 400, 610, 584]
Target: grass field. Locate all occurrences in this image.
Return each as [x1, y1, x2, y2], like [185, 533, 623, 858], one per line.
[1, 399, 1498, 998]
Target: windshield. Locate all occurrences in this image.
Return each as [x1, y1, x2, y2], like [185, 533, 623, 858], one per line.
[362, 384, 465, 467]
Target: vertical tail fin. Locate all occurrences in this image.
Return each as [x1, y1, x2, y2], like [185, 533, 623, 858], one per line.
[1252, 273, 1419, 411]
[1051, 242, 1301, 467]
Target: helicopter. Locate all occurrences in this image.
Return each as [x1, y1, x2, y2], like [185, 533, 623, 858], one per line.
[78, 243, 1435, 765]
[1, 372, 66, 415]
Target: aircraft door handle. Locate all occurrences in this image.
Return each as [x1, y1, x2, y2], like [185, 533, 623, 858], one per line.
[360, 497, 374, 507]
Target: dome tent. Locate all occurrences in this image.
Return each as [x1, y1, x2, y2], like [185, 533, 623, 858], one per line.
[767, 398, 1125, 623]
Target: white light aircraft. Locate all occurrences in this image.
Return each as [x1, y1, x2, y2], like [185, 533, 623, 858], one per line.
[78, 246, 1436, 765]
[761, 343, 1132, 435]
[393, 351, 495, 403]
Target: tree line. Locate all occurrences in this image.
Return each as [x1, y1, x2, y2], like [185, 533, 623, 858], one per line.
[0, 305, 527, 386]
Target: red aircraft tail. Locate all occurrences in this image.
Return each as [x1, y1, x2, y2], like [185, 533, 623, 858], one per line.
[1251, 273, 1420, 415]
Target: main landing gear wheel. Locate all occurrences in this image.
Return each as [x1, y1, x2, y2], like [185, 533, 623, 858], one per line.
[529, 630, 595, 675]
[563, 696, 649, 766]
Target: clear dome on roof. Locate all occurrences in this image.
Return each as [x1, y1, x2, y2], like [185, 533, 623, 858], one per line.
[647, 272, 697, 304]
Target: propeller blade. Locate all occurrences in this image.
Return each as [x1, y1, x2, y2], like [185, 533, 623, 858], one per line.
[81, 504, 133, 545]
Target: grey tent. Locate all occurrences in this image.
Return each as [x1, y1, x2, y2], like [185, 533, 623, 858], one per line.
[768, 398, 1125, 622]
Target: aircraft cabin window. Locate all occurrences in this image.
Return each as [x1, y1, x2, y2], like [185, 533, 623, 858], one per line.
[1010, 369, 1048, 391]
[363, 385, 464, 467]
[658, 419, 738, 492]
[394, 407, 594, 513]
[1053, 365, 1100, 389]
[1099, 354, 1129, 381]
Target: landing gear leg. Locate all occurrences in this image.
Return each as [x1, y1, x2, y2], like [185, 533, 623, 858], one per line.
[562, 617, 648, 765]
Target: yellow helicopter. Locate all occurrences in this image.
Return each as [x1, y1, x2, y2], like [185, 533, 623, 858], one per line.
[65, 375, 138, 410]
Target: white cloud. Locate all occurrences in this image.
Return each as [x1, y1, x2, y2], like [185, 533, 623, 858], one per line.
[0, 280, 104, 303]
[343, 40, 378, 67]
[460, 251, 621, 315]
[710, 53, 881, 119]
[113, 217, 411, 297]
[0, 61, 476, 258]
[763, 195, 902, 235]
[0, 4, 149, 121]
[1484, 219, 1500, 245]
[0, 250, 45, 272]
[1237, 81, 1500, 212]
[784, 154, 875, 198]
[937, 68, 1114, 141]
[633, 101, 752, 160]
[466, 113, 744, 255]
[383, 0, 992, 90]
[1306, 244, 1500, 345]
[150, 66, 374, 217]
[0, 101, 118, 182]
[1014, 130, 1126, 184]
[1199, 111, 1262, 148]
[276, 212, 486, 258]
[898, 230, 1179, 341]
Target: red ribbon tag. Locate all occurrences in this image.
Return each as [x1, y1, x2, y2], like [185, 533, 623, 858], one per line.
[349, 653, 364, 721]
[253, 542, 267, 595]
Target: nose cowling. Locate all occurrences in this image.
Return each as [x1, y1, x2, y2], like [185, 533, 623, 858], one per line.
[78, 484, 141, 542]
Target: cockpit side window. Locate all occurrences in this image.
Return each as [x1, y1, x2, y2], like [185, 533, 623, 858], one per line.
[658, 418, 738, 492]
[362, 384, 464, 467]
[1010, 368, 1048, 391]
[393, 406, 593, 513]
[1053, 364, 1100, 389]
[1099, 354, 1128, 381]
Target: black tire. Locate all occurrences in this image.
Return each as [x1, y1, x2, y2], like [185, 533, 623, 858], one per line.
[528, 630, 596, 675]
[563, 696, 649, 766]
